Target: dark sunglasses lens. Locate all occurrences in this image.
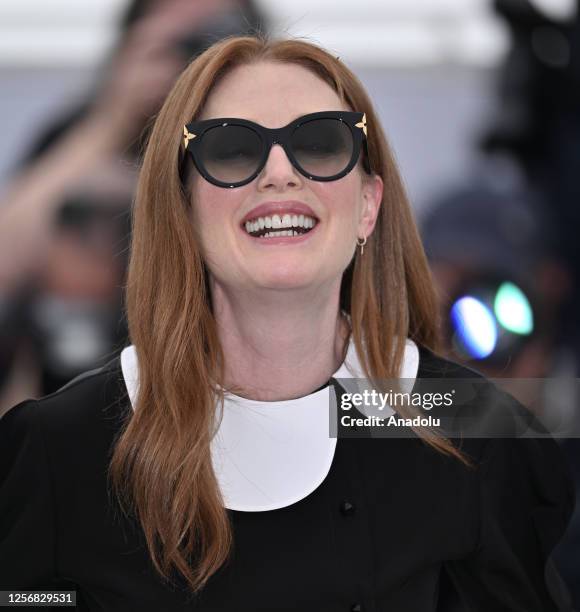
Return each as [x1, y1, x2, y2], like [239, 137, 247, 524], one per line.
[199, 125, 263, 184]
[291, 118, 353, 178]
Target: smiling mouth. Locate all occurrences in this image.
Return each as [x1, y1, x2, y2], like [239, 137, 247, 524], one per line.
[242, 214, 319, 238]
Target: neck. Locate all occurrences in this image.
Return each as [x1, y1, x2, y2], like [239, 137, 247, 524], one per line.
[211, 280, 351, 401]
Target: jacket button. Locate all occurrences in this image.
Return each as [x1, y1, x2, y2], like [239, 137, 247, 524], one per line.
[340, 500, 356, 516]
[351, 604, 363, 612]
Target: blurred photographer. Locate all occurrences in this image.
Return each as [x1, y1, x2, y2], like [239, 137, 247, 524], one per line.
[0, 0, 267, 403]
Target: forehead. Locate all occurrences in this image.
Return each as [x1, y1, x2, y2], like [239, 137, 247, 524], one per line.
[199, 61, 348, 126]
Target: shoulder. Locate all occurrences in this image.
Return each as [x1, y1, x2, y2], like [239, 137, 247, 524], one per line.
[0, 351, 130, 449]
[415, 342, 487, 380]
[413, 346, 575, 564]
[415, 342, 549, 438]
[413, 344, 574, 489]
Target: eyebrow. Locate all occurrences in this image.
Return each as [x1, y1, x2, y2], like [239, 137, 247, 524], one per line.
[200, 111, 338, 125]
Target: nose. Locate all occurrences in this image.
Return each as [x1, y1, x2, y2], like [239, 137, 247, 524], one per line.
[256, 143, 303, 191]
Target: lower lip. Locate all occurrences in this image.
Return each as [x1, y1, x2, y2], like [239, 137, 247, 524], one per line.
[241, 221, 320, 245]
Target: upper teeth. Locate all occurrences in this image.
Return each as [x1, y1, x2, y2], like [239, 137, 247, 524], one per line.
[244, 214, 317, 234]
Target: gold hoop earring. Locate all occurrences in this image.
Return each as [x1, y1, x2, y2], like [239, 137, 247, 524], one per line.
[357, 235, 367, 256]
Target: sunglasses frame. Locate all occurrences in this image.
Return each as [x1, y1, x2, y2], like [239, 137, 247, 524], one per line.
[181, 110, 371, 188]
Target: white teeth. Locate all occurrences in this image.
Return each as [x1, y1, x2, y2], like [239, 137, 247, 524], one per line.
[244, 214, 317, 235]
[259, 230, 300, 238]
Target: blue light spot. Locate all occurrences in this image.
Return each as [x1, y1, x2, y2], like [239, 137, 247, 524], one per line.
[451, 296, 498, 359]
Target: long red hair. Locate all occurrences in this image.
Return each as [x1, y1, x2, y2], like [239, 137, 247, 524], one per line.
[109, 34, 470, 595]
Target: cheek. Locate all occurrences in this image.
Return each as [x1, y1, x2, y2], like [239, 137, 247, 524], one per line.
[312, 178, 361, 224]
[190, 183, 226, 224]
[189, 179, 249, 233]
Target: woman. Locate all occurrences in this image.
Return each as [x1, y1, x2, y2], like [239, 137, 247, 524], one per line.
[0, 35, 575, 611]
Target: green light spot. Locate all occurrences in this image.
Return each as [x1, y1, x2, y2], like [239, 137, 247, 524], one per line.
[494, 282, 533, 335]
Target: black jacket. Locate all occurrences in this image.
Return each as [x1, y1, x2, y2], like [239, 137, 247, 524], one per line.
[0, 344, 575, 611]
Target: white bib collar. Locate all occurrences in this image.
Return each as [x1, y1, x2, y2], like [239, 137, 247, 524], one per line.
[120, 332, 419, 512]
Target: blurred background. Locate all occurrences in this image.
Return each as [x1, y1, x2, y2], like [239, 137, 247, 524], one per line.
[0, 0, 578, 606]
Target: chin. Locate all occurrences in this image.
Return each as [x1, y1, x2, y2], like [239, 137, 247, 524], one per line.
[251, 268, 321, 290]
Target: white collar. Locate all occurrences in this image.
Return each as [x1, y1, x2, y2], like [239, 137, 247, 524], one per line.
[120, 334, 419, 512]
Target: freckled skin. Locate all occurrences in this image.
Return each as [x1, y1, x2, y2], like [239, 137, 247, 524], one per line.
[188, 60, 383, 291]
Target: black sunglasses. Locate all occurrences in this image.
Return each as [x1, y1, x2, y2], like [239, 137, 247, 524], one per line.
[180, 110, 371, 188]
